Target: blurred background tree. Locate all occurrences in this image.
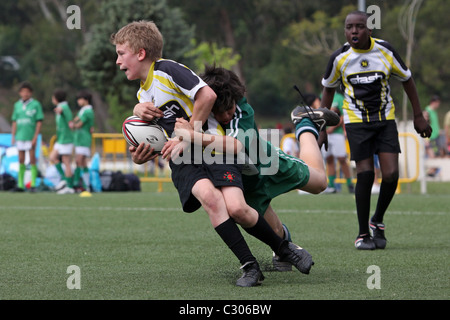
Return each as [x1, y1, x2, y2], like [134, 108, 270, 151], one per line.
[0, 0, 448, 139]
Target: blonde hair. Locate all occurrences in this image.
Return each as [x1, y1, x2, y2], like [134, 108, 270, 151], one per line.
[110, 20, 163, 61]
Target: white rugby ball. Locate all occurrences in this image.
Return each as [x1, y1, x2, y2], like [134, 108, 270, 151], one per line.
[122, 116, 167, 154]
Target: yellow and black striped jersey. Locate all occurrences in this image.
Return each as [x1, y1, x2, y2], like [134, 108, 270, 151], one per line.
[322, 37, 411, 124]
[137, 59, 222, 137]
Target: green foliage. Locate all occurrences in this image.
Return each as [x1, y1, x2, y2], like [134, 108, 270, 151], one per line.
[184, 39, 241, 73]
[282, 6, 355, 57]
[0, 0, 448, 130]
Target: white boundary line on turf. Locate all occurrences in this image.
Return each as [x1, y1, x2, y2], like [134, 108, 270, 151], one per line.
[0, 206, 447, 216]
[276, 209, 448, 216]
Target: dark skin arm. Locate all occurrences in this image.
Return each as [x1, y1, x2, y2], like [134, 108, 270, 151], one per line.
[402, 77, 432, 138]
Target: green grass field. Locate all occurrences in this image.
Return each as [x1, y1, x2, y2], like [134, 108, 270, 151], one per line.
[0, 182, 448, 302]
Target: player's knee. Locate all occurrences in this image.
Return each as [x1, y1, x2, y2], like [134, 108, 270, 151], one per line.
[198, 188, 222, 213]
[317, 178, 328, 194]
[382, 170, 399, 184]
[310, 175, 328, 194]
[227, 203, 254, 225]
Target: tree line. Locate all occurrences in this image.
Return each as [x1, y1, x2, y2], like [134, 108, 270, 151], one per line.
[0, 0, 448, 139]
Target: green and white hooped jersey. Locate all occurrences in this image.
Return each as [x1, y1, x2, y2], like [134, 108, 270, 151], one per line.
[137, 59, 221, 138]
[322, 37, 411, 124]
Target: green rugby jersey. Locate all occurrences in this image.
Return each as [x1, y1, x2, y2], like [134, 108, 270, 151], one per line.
[74, 105, 94, 147]
[226, 98, 278, 176]
[55, 101, 74, 144]
[12, 98, 44, 141]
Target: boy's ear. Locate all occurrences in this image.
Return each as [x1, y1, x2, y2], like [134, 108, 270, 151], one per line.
[137, 48, 147, 61]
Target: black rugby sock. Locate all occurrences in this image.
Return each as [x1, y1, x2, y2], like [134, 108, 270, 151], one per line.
[355, 171, 375, 236]
[372, 179, 398, 223]
[215, 218, 255, 265]
[243, 214, 284, 254]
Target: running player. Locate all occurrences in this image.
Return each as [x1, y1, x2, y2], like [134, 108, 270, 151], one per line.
[111, 20, 311, 286]
[320, 11, 432, 249]
[11, 81, 44, 192]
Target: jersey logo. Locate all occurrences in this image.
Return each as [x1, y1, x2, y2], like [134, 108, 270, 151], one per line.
[26, 109, 37, 117]
[159, 101, 188, 119]
[348, 72, 385, 85]
[223, 172, 236, 182]
[360, 59, 369, 68]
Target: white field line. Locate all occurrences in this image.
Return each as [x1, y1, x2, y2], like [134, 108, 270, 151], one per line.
[0, 205, 447, 216]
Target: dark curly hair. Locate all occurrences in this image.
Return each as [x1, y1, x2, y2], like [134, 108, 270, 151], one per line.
[200, 65, 245, 113]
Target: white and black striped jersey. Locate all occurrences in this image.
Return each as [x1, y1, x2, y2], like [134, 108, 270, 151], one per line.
[322, 37, 411, 124]
[137, 59, 222, 137]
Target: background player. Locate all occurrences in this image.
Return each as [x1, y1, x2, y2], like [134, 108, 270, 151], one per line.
[320, 11, 432, 249]
[11, 81, 44, 192]
[71, 90, 95, 191]
[321, 91, 355, 194]
[49, 89, 75, 194]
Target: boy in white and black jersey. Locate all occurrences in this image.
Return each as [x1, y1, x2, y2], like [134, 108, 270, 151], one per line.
[321, 11, 431, 250]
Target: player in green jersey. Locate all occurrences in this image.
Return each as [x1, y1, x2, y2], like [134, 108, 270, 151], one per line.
[11, 81, 44, 192]
[49, 89, 75, 194]
[72, 90, 95, 191]
[174, 65, 340, 273]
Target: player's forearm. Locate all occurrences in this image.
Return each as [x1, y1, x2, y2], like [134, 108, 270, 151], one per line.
[191, 131, 243, 154]
[320, 87, 335, 109]
[402, 77, 422, 117]
[190, 86, 217, 129]
[34, 121, 42, 138]
[11, 122, 16, 137]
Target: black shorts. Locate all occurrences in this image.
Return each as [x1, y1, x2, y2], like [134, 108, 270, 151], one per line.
[345, 120, 401, 161]
[170, 158, 243, 213]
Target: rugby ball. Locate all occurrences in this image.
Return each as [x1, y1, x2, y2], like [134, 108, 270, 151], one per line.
[122, 116, 167, 153]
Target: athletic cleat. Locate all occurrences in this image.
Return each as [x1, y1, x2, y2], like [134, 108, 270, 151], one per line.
[272, 224, 293, 271]
[10, 187, 25, 192]
[236, 261, 265, 287]
[354, 234, 376, 250]
[322, 186, 337, 194]
[272, 252, 293, 272]
[55, 180, 67, 192]
[278, 241, 314, 274]
[370, 221, 387, 249]
[291, 106, 340, 132]
[56, 186, 75, 194]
